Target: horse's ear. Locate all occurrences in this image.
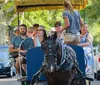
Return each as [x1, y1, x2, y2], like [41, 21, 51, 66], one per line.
[53, 32, 57, 40]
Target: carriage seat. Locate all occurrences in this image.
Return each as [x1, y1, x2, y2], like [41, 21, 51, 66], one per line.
[26, 47, 46, 81]
[68, 44, 94, 82]
[68, 44, 86, 76]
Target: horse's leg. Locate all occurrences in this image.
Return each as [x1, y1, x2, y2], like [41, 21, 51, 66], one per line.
[47, 77, 59, 85]
[60, 79, 71, 85]
[67, 79, 72, 85]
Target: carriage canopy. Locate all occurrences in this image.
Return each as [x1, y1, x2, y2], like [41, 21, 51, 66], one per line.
[15, 0, 88, 12]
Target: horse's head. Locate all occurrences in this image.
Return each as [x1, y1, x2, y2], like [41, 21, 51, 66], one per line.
[41, 32, 62, 73]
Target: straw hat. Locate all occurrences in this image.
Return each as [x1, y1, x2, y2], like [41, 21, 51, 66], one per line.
[38, 25, 45, 30]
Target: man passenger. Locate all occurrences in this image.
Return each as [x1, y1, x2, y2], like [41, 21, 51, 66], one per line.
[9, 24, 34, 76]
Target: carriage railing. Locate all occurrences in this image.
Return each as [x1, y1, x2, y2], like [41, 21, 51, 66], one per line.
[18, 37, 32, 78]
[18, 35, 95, 76]
[93, 46, 100, 75]
[93, 46, 99, 56]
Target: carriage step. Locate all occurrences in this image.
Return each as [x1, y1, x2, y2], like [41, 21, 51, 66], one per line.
[85, 77, 94, 81]
[17, 76, 27, 82]
[34, 81, 47, 85]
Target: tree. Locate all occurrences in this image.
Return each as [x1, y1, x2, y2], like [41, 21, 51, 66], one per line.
[0, 0, 16, 44]
[0, 0, 100, 45]
[80, 0, 100, 46]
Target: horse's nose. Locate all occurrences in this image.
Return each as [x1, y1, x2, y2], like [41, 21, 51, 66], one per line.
[48, 64, 54, 73]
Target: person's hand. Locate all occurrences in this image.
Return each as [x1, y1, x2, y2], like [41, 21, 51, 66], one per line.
[17, 48, 21, 52]
[20, 50, 27, 53]
[32, 31, 36, 36]
[78, 43, 83, 47]
[58, 29, 63, 33]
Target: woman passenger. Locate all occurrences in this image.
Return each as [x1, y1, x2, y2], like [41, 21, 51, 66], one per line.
[38, 25, 47, 43]
[79, 23, 94, 74]
[32, 25, 47, 47]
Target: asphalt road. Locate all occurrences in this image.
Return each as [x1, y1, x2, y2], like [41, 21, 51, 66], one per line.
[0, 75, 100, 85]
[0, 75, 20, 85]
[91, 80, 100, 85]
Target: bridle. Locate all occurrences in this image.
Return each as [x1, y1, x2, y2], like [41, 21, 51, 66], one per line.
[43, 38, 63, 71]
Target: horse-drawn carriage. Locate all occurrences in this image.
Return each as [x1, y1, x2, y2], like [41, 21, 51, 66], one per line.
[17, 34, 94, 85]
[14, 0, 94, 85]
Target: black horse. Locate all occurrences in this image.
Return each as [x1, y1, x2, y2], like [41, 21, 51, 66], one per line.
[40, 33, 86, 85]
[31, 33, 86, 85]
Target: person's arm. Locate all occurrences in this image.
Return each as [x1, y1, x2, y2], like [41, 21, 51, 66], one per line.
[80, 18, 84, 26]
[33, 36, 37, 47]
[79, 42, 90, 47]
[9, 37, 19, 52]
[79, 33, 93, 47]
[60, 11, 70, 32]
[60, 17, 70, 32]
[9, 44, 19, 52]
[87, 33, 93, 43]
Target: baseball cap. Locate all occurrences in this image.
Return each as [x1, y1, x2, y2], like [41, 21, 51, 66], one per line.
[13, 27, 19, 32]
[38, 25, 45, 30]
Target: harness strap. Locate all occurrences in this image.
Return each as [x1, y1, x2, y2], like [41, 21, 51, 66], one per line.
[45, 53, 57, 58]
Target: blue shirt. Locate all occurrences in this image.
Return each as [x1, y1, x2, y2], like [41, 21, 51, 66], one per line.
[11, 36, 34, 50]
[36, 37, 41, 47]
[62, 10, 81, 34]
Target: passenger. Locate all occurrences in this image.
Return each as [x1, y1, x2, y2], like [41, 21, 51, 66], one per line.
[9, 24, 34, 76]
[9, 27, 19, 42]
[79, 23, 94, 74]
[37, 25, 47, 45]
[32, 24, 40, 47]
[27, 27, 33, 37]
[54, 21, 63, 44]
[13, 27, 19, 36]
[32, 25, 47, 47]
[33, 24, 39, 29]
[59, 0, 83, 45]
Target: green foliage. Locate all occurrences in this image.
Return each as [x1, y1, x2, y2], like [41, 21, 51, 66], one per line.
[89, 23, 100, 46]
[80, 0, 100, 46]
[18, 10, 63, 31]
[11, 17, 18, 27]
[2, 1, 14, 11]
[1, 0, 100, 46]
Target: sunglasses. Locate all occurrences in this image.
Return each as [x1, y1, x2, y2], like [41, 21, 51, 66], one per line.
[38, 29, 44, 31]
[55, 24, 61, 27]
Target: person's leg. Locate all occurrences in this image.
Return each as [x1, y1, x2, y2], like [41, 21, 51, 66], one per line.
[21, 64, 26, 74]
[17, 57, 26, 81]
[63, 33, 75, 44]
[21, 58, 27, 75]
[15, 57, 20, 75]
